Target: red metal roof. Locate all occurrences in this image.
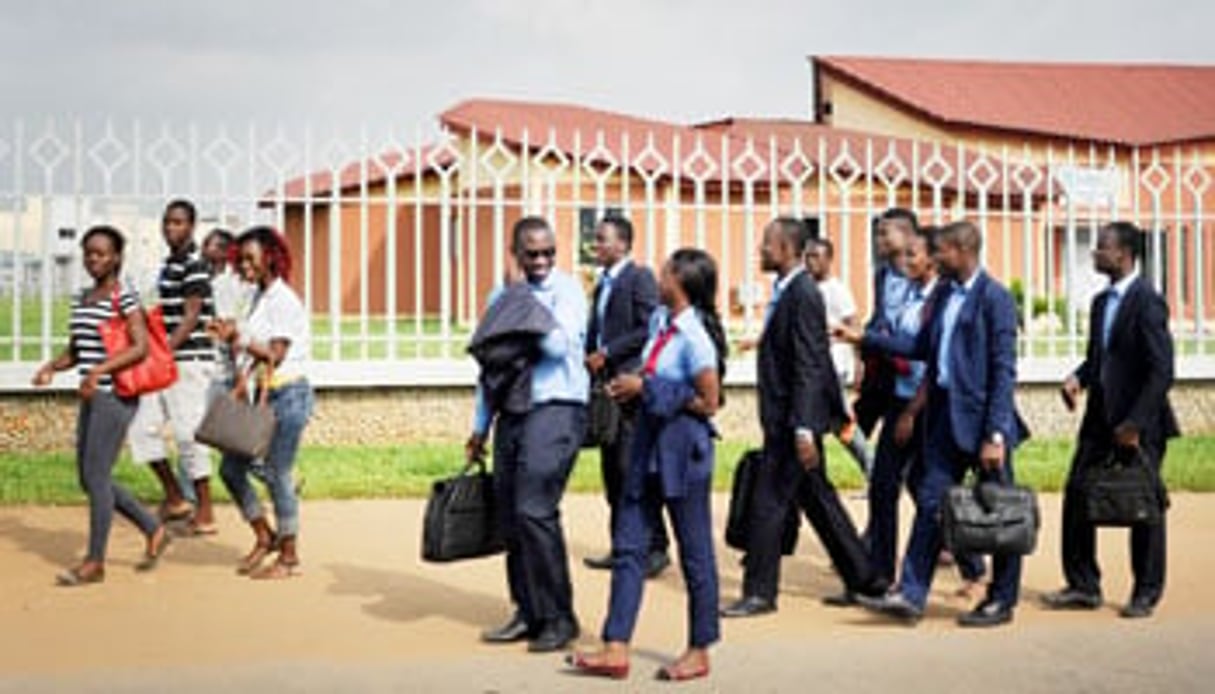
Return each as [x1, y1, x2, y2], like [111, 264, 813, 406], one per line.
[440, 98, 1038, 196]
[440, 98, 747, 179]
[273, 145, 453, 199]
[268, 98, 1046, 202]
[815, 56, 1215, 146]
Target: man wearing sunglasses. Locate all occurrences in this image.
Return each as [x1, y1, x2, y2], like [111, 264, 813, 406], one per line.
[468, 216, 590, 653]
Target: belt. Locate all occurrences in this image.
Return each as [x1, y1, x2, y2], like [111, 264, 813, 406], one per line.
[269, 374, 307, 391]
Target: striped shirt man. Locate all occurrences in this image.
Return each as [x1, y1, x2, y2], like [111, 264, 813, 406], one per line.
[157, 242, 215, 360]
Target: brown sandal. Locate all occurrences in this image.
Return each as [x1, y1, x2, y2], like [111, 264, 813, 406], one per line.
[57, 564, 105, 587]
[237, 542, 275, 575]
[158, 500, 195, 522]
[135, 526, 172, 572]
[250, 559, 301, 580]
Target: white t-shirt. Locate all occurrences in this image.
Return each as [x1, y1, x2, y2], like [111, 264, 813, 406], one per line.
[817, 276, 859, 382]
[212, 269, 254, 320]
[243, 278, 311, 381]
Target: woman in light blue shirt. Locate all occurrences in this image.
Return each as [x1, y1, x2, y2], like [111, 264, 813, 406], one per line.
[568, 248, 726, 682]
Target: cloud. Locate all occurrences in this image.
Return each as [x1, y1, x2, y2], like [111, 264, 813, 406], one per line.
[0, 0, 1210, 137]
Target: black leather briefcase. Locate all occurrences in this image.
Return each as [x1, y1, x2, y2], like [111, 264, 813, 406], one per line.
[421, 459, 505, 563]
[725, 449, 799, 556]
[942, 481, 1040, 556]
[581, 379, 621, 449]
[1083, 449, 1166, 527]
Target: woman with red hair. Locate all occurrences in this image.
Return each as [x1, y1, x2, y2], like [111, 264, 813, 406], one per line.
[212, 226, 313, 579]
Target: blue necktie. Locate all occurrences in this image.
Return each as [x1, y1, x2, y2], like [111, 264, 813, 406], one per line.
[1102, 289, 1121, 350]
[595, 273, 612, 349]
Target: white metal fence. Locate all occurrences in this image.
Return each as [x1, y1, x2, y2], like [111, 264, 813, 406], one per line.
[1, 118, 1212, 388]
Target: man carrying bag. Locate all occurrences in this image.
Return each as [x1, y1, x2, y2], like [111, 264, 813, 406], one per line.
[1042, 222, 1178, 620]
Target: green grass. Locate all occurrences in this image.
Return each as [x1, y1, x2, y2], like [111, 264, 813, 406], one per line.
[2, 436, 1212, 506]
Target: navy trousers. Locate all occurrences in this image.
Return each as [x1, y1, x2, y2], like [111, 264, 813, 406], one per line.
[492, 403, 586, 626]
[866, 397, 916, 586]
[742, 432, 879, 602]
[1062, 436, 1167, 604]
[603, 472, 719, 648]
[601, 403, 670, 555]
[898, 389, 1021, 610]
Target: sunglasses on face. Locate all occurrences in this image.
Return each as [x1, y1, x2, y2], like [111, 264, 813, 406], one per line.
[522, 247, 557, 260]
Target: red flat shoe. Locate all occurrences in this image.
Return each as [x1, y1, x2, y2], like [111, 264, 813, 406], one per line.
[565, 652, 630, 680]
[656, 662, 710, 682]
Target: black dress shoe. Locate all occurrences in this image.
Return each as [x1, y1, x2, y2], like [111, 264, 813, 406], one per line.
[856, 592, 923, 623]
[1119, 598, 1156, 619]
[1040, 587, 1102, 610]
[821, 591, 857, 608]
[528, 617, 581, 653]
[583, 553, 615, 570]
[481, 613, 535, 644]
[645, 551, 671, 579]
[957, 600, 1013, 628]
[720, 595, 776, 618]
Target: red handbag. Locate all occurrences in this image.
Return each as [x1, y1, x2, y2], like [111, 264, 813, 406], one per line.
[97, 290, 179, 397]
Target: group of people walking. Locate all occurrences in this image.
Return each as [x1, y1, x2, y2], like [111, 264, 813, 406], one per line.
[32, 201, 315, 585]
[30, 198, 1176, 683]
[470, 210, 1175, 682]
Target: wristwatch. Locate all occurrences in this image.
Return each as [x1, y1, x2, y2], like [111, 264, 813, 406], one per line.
[989, 431, 1005, 446]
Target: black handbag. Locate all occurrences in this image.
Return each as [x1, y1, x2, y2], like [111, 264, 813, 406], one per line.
[421, 459, 505, 563]
[942, 480, 1040, 556]
[581, 378, 621, 449]
[1082, 448, 1166, 527]
[725, 449, 799, 556]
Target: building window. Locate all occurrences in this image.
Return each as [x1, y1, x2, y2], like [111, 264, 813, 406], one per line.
[578, 206, 622, 266]
[1140, 227, 1169, 296]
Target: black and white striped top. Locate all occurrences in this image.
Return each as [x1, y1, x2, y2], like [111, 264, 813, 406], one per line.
[70, 285, 141, 391]
[157, 243, 215, 361]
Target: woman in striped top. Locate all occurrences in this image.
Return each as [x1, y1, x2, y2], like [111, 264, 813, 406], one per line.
[31, 225, 171, 586]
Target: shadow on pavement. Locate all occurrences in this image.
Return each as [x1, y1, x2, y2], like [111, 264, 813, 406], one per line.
[325, 562, 504, 628]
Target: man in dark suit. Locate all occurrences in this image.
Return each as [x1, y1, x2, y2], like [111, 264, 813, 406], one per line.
[858, 220, 1027, 628]
[583, 214, 671, 577]
[721, 217, 884, 618]
[1042, 221, 1178, 619]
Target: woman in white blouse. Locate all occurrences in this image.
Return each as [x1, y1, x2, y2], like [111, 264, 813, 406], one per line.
[212, 226, 313, 580]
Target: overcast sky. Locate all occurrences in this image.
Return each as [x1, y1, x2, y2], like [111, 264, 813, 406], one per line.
[2, 0, 1213, 135]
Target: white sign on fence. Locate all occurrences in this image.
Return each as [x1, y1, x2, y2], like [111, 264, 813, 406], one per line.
[1053, 165, 1121, 207]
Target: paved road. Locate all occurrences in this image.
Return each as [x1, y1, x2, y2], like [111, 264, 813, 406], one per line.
[2, 494, 1212, 692]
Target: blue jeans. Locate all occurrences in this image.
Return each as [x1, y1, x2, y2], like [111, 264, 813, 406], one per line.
[219, 381, 313, 537]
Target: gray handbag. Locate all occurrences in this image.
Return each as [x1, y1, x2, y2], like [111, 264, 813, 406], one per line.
[195, 365, 277, 460]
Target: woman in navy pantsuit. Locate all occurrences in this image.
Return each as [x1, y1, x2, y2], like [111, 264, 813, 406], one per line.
[568, 248, 727, 682]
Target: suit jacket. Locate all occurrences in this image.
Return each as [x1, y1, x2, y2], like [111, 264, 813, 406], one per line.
[870, 271, 1028, 454]
[626, 376, 717, 500]
[757, 271, 845, 436]
[587, 261, 659, 376]
[1074, 276, 1180, 447]
[467, 284, 556, 416]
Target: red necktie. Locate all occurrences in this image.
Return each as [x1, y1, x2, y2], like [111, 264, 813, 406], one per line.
[643, 325, 678, 376]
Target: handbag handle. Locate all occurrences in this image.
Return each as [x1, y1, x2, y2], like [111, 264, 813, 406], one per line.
[462, 456, 489, 476]
[235, 349, 275, 407]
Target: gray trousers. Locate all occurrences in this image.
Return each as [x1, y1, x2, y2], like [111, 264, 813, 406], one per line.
[77, 391, 158, 561]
